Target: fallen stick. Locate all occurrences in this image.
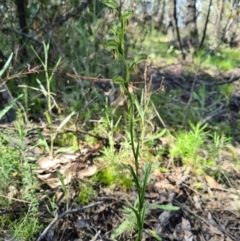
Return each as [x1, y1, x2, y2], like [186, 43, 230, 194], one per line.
[36, 201, 103, 241]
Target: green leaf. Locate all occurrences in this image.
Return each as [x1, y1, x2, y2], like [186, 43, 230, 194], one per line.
[45, 112, 52, 125]
[37, 79, 47, 97]
[140, 164, 151, 202]
[146, 229, 162, 241]
[129, 54, 147, 70]
[151, 204, 180, 211]
[0, 52, 13, 77]
[28, 3, 38, 15]
[121, 10, 133, 21]
[127, 165, 140, 191]
[112, 75, 125, 84]
[111, 205, 137, 238]
[37, 130, 50, 153]
[110, 25, 119, 35]
[105, 40, 118, 50]
[144, 129, 167, 143]
[102, 0, 118, 9]
[57, 111, 75, 132]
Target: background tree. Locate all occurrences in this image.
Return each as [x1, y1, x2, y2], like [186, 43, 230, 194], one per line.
[183, 0, 199, 47]
[166, 0, 176, 42]
[198, 0, 213, 49]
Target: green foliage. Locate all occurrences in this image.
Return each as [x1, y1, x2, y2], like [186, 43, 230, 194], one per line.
[218, 84, 235, 104]
[196, 48, 240, 71]
[32, 42, 62, 114]
[111, 200, 144, 238]
[112, 200, 179, 239]
[0, 122, 42, 240]
[170, 122, 209, 165]
[78, 182, 95, 204]
[96, 146, 133, 190]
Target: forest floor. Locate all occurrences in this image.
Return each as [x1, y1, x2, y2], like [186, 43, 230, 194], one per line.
[1, 62, 240, 241]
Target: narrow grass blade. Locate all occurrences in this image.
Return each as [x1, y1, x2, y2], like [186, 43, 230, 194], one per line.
[151, 204, 180, 211]
[0, 53, 13, 77]
[36, 79, 47, 97]
[0, 94, 22, 119]
[56, 111, 76, 132]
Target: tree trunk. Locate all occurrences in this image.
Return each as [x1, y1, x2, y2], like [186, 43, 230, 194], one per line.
[199, 0, 213, 49]
[155, 0, 166, 32]
[183, 0, 199, 48]
[217, 0, 225, 40]
[166, 1, 176, 42]
[15, 0, 28, 62]
[173, 0, 185, 59]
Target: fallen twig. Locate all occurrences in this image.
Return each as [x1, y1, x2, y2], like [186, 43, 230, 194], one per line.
[36, 201, 103, 241]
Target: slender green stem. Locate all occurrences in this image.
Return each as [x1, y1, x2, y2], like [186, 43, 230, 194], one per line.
[103, 2, 148, 240]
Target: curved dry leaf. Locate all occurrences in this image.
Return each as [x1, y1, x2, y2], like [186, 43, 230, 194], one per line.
[154, 179, 176, 190]
[37, 172, 58, 181]
[78, 165, 98, 179]
[205, 175, 224, 189]
[37, 156, 60, 169]
[44, 178, 62, 189]
[59, 162, 98, 179]
[41, 174, 72, 189]
[59, 152, 78, 161]
[37, 153, 77, 170]
[58, 162, 74, 175]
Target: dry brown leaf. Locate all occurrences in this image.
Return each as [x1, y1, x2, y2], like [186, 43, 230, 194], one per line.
[37, 156, 59, 169]
[181, 217, 193, 241]
[78, 165, 98, 179]
[59, 162, 75, 175]
[229, 193, 240, 211]
[110, 94, 126, 107]
[37, 152, 80, 171]
[59, 152, 78, 162]
[43, 174, 72, 189]
[193, 195, 202, 210]
[209, 225, 223, 236]
[205, 175, 224, 189]
[37, 172, 58, 181]
[152, 169, 164, 180]
[154, 179, 176, 190]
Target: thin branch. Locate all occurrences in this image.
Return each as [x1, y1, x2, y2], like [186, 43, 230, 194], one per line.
[36, 201, 103, 241]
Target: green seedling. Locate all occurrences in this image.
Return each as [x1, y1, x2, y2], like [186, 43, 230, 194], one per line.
[0, 127, 42, 240]
[37, 110, 76, 156]
[170, 122, 208, 166]
[96, 145, 133, 190]
[78, 182, 95, 204]
[218, 83, 235, 105]
[32, 42, 62, 114]
[112, 198, 179, 239]
[57, 170, 71, 210]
